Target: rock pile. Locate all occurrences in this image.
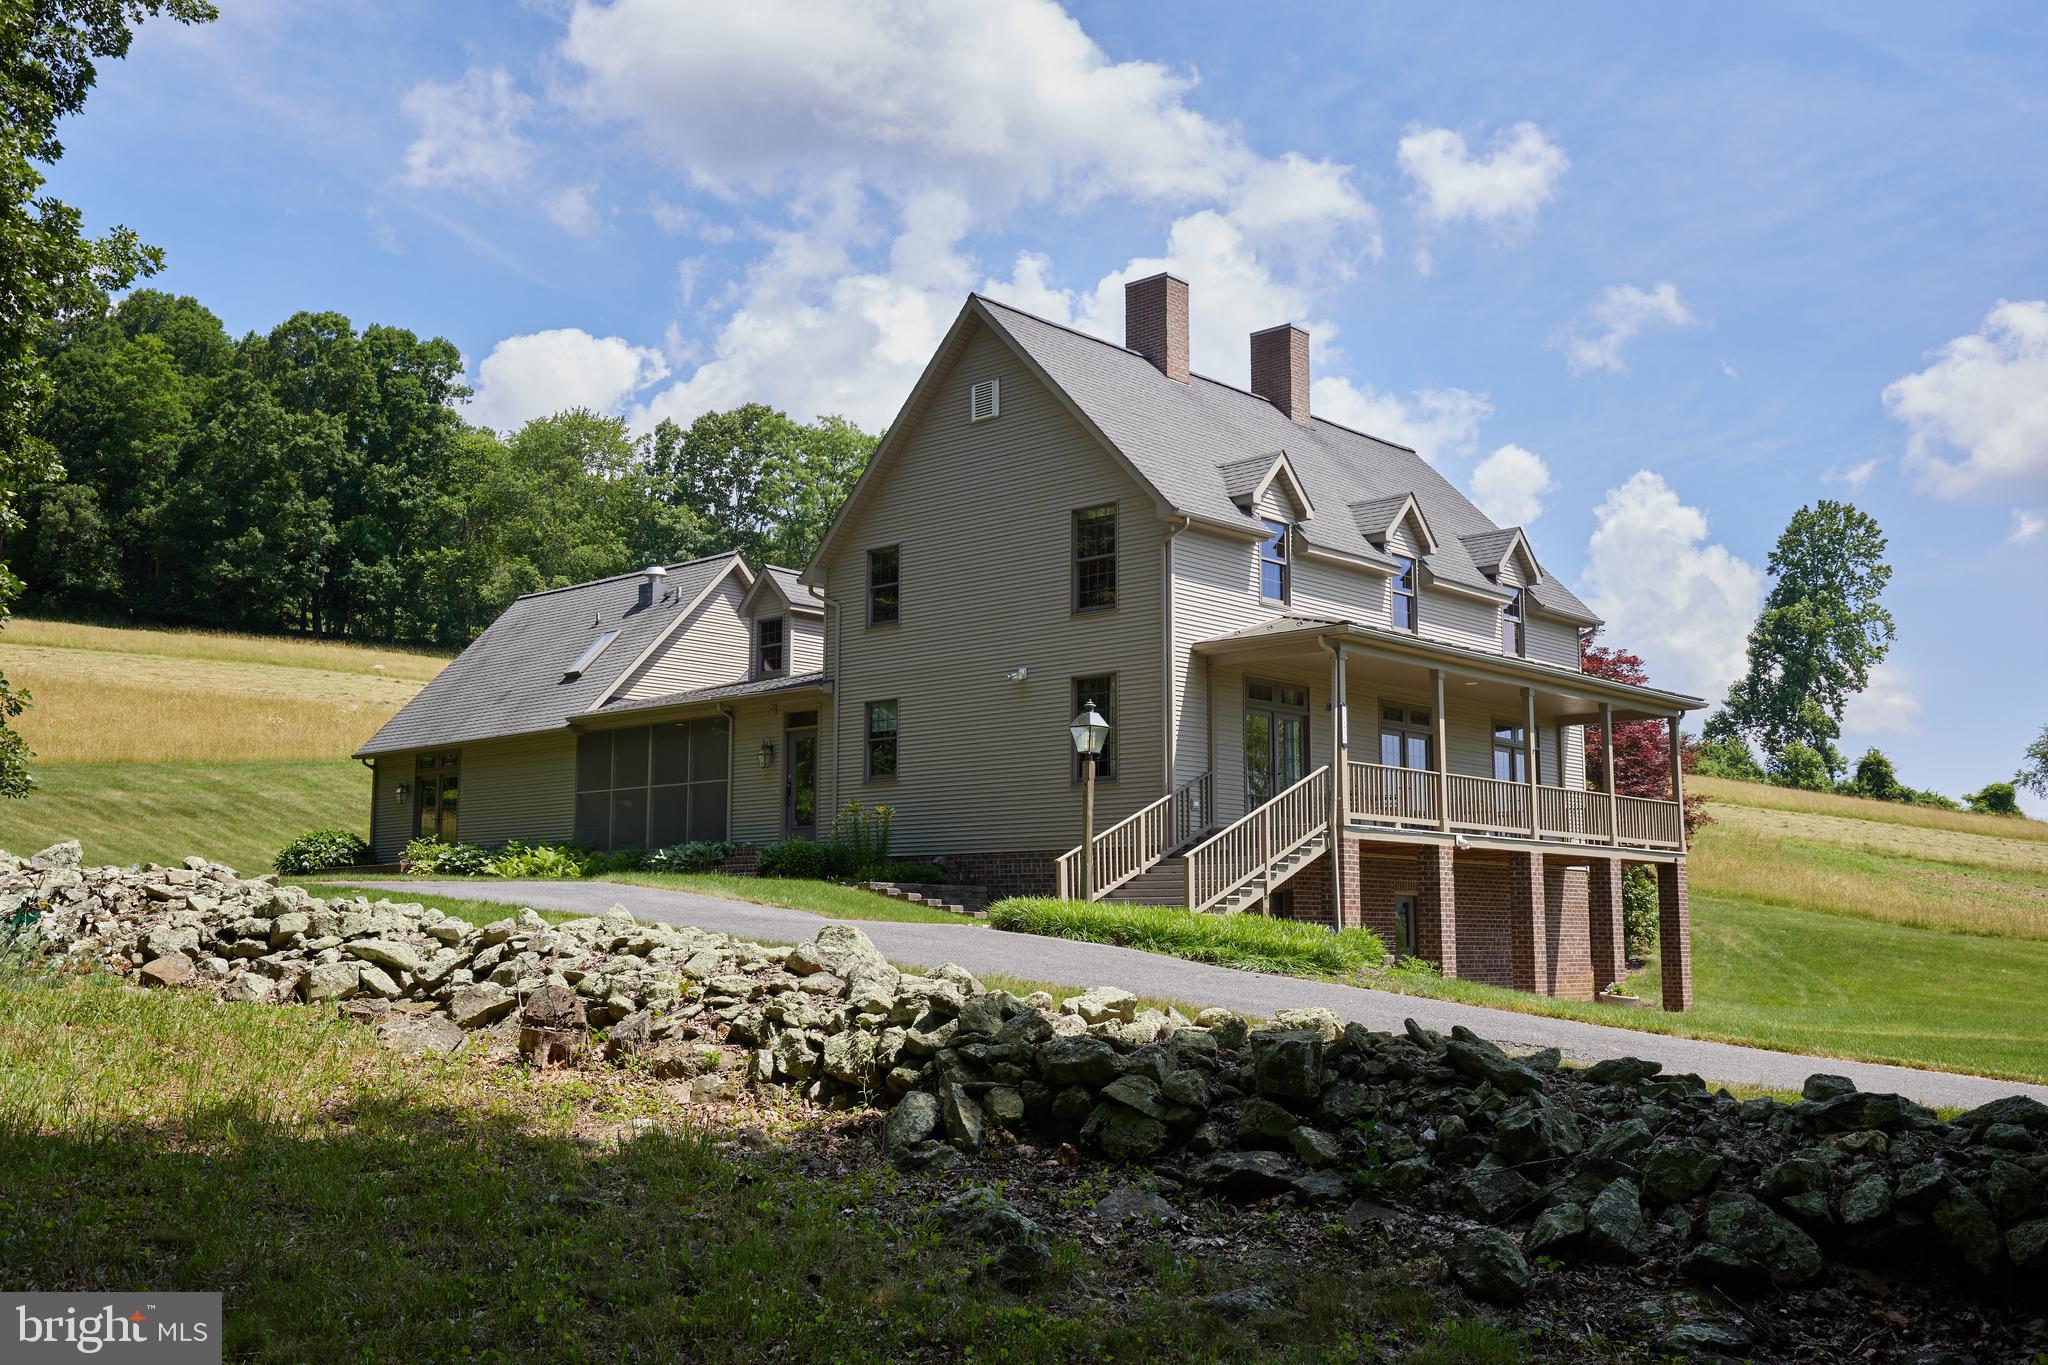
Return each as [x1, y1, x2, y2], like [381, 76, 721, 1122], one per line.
[6, 840, 2045, 1308]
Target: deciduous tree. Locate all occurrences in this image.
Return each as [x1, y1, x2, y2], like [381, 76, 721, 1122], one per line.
[1580, 634, 1708, 837]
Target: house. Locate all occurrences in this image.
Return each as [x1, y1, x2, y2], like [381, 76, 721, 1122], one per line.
[357, 274, 1706, 1010]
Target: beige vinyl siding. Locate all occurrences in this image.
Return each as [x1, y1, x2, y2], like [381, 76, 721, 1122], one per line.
[460, 732, 577, 848]
[1527, 614, 1580, 668]
[1417, 585, 1500, 652]
[618, 576, 751, 700]
[726, 696, 834, 842]
[1290, 553, 1389, 624]
[789, 615, 825, 674]
[818, 321, 1163, 855]
[369, 756, 406, 862]
[1169, 526, 1273, 791]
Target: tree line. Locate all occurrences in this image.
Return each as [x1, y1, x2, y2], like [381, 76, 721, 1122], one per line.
[14, 290, 877, 645]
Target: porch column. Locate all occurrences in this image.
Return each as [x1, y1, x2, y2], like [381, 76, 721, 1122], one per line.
[1522, 686, 1539, 839]
[1668, 715, 1687, 854]
[1508, 850, 1548, 994]
[1600, 701, 1618, 847]
[1587, 857, 1626, 993]
[1656, 860, 1692, 1011]
[1432, 668, 1449, 833]
[1415, 845, 1457, 976]
[1328, 642, 1348, 931]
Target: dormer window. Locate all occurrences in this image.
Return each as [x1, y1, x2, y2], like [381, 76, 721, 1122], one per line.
[756, 617, 785, 675]
[1392, 556, 1418, 631]
[564, 629, 620, 681]
[1258, 519, 1290, 603]
[1503, 588, 1525, 657]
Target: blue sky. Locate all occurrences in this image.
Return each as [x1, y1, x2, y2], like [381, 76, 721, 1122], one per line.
[44, 1, 2048, 810]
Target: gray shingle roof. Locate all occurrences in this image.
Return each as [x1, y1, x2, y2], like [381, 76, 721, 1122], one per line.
[1460, 528, 1529, 576]
[1218, 452, 1280, 501]
[974, 296, 1599, 626]
[764, 565, 824, 612]
[355, 555, 744, 756]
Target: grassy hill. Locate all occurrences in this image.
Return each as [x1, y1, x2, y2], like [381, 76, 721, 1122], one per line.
[0, 619, 444, 869]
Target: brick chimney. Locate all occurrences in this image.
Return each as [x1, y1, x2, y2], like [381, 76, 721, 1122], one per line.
[1250, 324, 1310, 426]
[1125, 273, 1190, 382]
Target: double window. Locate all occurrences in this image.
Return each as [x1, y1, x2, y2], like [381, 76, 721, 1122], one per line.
[868, 546, 899, 626]
[1073, 504, 1117, 612]
[1391, 555, 1419, 631]
[1492, 721, 1540, 784]
[1378, 704, 1433, 770]
[756, 616, 785, 675]
[1071, 674, 1118, 783]
[1258, 519, 1290, 603]
[865, 700, 899, 780]
[574, 718, 730, 851]
[1503, 588, 1525, 657]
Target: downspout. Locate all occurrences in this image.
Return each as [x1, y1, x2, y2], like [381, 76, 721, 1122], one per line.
[1161, 516, 1190, 797]
[820, 591, 846, 836]
[718, 704, 736, 839]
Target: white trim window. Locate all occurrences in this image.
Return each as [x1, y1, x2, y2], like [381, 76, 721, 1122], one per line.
[1258, 519, 1290, 603]
[865, 700, 898, 780]
[1503, 588, 1525, 657]
[1392, 555, 1419, 632]
[756, 616, 785, 676]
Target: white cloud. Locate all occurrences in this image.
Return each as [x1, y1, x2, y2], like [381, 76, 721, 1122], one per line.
[1582, 471, 1763, 701]
[1842, 662, 1923, 738]
[1556, 282, 1695, 376]
[400, 67, 535, 194]
[1310, 377, 1492, 466]
[2010, 508, 2046, 543]
[543, 185, 602, 236]
[1884, 299, 2048, 499]
[1825, 456, 1880, 490]
[467, 329, 670, 433]
[1397, 123, 1567, 233]
[1468, 443, 1558, 526]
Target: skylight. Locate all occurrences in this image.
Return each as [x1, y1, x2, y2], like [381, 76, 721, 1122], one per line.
[564, 629, 621, 681]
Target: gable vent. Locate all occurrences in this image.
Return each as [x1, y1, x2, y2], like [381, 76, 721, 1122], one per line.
[969, 378, 1000, 423]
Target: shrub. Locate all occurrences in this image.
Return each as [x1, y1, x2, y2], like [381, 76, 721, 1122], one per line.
[487, 842, 597, 879]
[1693, 734, 1767, 783]
[404, 837, 495, 875]
[826, 801, 894, 876]
[596, 846, 651, 873]
[647, 841, 737, 873]
[1964, 782, 2022, 817]
[988, 897, 1385, 977]
[1770, 742, 1830, 792]
[273, 829, 373, 875]
[758, 837, 829, 879]
[1621, 866, 1658, 961]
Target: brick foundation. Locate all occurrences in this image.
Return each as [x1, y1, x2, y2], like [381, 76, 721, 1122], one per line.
[1587, 858, 1626, 995]
[1657, 860, 1692, 1012]
[1415, 845, 1457, 976]
[933, 849, 1064, 901]
[1544, 863, 1592, 1000]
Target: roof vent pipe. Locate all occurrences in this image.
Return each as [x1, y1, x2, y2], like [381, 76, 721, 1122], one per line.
[638, 564, 668, 608]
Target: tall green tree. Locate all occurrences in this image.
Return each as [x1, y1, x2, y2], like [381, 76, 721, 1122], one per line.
[646, 404, 875, 569]
[1711, 500, 1894, 777]
[1, 0, 216, 796]
[2016, 724, 2048, 800]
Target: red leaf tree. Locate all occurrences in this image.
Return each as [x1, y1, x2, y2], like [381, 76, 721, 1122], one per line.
[1581, 634, 1710, 838]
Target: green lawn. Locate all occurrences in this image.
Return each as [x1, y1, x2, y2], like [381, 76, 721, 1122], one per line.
[303, 883, 581, 928]
[603, 870, 977, 924]
[1371, 893, 2048, 1085]
[0, 759, 363, 873]
[0, 973, 1514, 1362]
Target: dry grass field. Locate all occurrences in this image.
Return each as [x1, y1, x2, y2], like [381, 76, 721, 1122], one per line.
[0, 619, 444, 763]
[1690, 773, 2048, 843]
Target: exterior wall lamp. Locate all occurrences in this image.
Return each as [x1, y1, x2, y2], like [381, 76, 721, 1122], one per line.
[758, 739, 777, 769]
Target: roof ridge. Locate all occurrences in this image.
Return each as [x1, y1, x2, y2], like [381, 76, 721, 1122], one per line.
[511, 551, 742, 602]
[973, 292, 1422, 457]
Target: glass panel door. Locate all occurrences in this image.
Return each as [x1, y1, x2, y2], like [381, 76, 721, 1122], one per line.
[785, 727, 817, 836]
[1244, 712, 1273, 808]
[1245, 694, 1310, 809]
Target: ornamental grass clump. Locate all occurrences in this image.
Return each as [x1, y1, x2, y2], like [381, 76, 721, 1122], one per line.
[988, 897, 1385, 977]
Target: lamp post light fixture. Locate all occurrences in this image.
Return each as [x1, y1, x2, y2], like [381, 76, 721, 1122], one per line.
[758, 739, 777, 770]
[1069, 698, 1111, 900]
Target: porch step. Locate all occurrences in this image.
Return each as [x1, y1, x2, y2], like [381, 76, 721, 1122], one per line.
[858, 880, 989, 917]
[1100, 833, 1326, 914]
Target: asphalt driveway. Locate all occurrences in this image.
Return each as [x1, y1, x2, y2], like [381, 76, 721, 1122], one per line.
[346, 878, 2048, 1111]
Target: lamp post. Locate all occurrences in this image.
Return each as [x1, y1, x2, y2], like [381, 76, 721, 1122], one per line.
[1069, 698, 1111, 900]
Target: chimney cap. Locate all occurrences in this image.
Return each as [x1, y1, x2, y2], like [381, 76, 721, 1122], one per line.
[1250, 322, 1309, 339]
[1126, 270, 1189, 288]
[641, 564, 669, 579]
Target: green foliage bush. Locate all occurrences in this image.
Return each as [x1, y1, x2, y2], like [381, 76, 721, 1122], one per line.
[1770, 741, 1831, 792]
[1621, 865, 1659, 962]
[272, 829, 373, 875]
[826, 801, 894, 876]
[646, 841, 737, 873]
[758, 838, 829, 880]
[1964, 781, 2022, 817]
[988, 898, 1385, 977]
[1693, 734, 1767, 783]
[404, 838, 495, 875]
[861, 861, 949, 884]
[488, 842, 596, 879]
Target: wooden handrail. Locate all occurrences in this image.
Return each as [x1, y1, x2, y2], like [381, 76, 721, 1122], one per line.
[1054, 772, 1214, 899]
[1347, 760, 1439, 827]
[1615, 794, 1684, 850]
[1444, 773, 1531, 836]
[1182, 766, 1329, 913]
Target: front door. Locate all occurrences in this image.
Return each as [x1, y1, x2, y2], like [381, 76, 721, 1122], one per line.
[413, 751, 459, 842]
[784, 717, 817, 837]
[1244, 679, 1310, 809]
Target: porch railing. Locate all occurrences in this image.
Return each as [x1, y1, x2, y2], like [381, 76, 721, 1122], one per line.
[1445, 773, 1530, 835]
[1054, 772, 1214, 900]
[1616, 795, 1683, 849]
[1347, 761, 1439, 827]
[1183, 766, 1329, 913]
[1537, 785, 1610, 842]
